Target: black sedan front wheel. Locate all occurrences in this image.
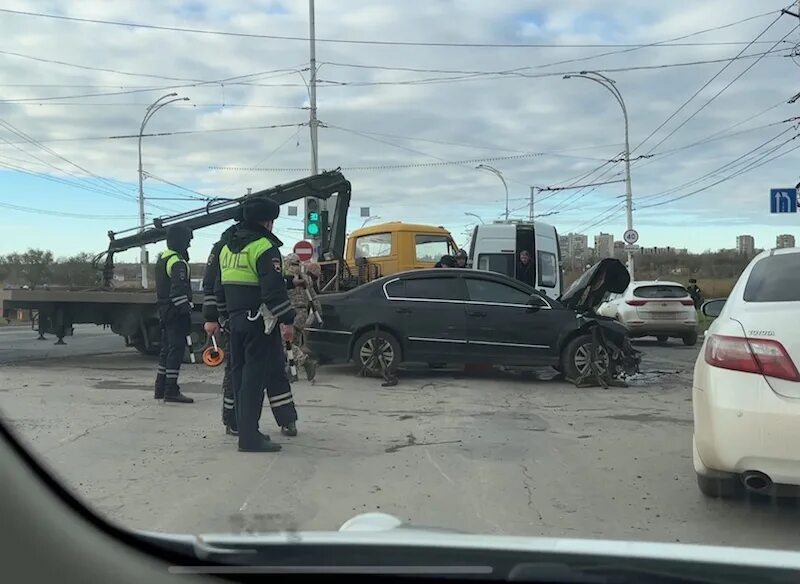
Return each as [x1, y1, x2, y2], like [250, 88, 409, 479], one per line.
[561, 334, 609, 380]
[353, 330, 400, 377]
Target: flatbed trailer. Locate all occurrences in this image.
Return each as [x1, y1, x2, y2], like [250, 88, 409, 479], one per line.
[0, 287, 205, 354]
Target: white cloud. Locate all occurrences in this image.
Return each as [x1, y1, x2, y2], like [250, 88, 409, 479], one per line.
[0, 0, 798, 258]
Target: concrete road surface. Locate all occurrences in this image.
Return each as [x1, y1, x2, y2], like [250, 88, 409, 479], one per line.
[2, 327, 800, 551]
[0, 324, 126, 365]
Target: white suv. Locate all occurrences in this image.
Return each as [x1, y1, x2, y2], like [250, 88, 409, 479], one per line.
[694, 247, 800, 498]
[597, 280, 698, 346]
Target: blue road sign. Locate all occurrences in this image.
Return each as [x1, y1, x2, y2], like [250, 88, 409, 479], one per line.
[770, 188, 797, 214]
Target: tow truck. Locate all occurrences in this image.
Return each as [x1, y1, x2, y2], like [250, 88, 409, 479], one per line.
[0, 170, 352, 354]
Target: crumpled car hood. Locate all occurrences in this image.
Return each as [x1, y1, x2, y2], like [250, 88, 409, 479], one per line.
[558, 258, 630, 313]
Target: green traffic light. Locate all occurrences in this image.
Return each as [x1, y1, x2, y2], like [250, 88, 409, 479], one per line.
[307, 223, 320, 236]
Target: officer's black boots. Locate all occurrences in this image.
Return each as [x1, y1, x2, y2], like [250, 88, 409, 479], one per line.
[154, 375, 166, 399]
[238, 433, 282, 452]
[281, 421, 298, 437]
[164, 383, 194, 404]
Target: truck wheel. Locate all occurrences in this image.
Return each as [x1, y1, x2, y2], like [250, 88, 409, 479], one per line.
[132, 339, 159, 356]
[656, 335, 669, 345]
[561, 334, 609, 380]
[353, 330, 400, 377]
[683, 332, 698, 347]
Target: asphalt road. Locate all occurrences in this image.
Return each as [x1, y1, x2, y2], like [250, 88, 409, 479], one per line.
[2, 327, 800, 551]
[0, 324, 127, 365]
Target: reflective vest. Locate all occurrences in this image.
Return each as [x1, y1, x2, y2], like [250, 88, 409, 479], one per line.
[219, 238, 273, 286]
[160, 249, 190, 278]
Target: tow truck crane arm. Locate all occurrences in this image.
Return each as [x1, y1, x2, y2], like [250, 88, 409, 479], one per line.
[98, 169, 351, 286]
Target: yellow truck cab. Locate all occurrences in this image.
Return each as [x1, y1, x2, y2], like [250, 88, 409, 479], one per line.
[345, 222, 459, 280]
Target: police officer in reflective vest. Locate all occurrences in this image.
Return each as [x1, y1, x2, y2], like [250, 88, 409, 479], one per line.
[154, 225, 195, 404]
[217, 198, 297, 452]
[202, 205, 243, 434]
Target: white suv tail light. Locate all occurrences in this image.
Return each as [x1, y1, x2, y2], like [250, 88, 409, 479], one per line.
[705, 334, 800, 382]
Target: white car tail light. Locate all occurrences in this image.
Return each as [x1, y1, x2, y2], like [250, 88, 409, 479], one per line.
[705, 334, 800, 382]
[626, 300, 647, 306]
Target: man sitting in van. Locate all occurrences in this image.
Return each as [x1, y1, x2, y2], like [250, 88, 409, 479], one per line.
[516, 250, 534, 286]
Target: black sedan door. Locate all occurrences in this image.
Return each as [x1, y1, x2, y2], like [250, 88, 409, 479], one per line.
[383, 274, 468, 362]
[462, 275, 563, 366]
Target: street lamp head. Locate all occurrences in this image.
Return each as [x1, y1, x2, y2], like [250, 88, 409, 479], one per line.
[167, 92, 178, 97]
[563, 75, 572, 79]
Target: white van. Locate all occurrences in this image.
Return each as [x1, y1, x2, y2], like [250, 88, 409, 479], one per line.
[467, 221, 562, 298]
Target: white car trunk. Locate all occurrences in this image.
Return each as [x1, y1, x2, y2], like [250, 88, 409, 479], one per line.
[732, 301, 800, 399]
[636, 299, 692, 322]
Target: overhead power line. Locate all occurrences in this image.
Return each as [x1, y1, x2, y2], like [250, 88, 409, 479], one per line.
[212, 151, 546, 172]
[0, 7, 788, 48]
[642, 22, 800, 154]
[320, 47, 788, 78]
[0, 122, 306, 145]
[638, 134, 800, 210]
[0, 200, 138, 220]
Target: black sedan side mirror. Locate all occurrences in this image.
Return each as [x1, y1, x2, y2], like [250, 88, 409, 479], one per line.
[702, 298, 726, 318]
[527, 295, 542, 312]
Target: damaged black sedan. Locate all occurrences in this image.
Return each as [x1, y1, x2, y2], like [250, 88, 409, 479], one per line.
[306, 259, 640, 385]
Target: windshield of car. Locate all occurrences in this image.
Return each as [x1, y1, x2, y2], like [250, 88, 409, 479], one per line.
[354, 233, 392, 259]
[4, 0, 800, 574]
[743, 254, 800, 302]
[633, 285, 689, 299]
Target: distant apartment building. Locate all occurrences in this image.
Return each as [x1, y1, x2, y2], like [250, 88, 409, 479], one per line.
[776, 234, 795, 249]
[594, 232, 614, 259]
[736, 235, 755, 256]
[639, 246, 688, 255]
[560, 233, 589, 268]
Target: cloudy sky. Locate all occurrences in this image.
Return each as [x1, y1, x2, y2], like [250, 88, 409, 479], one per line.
[1, 0, 800, 260]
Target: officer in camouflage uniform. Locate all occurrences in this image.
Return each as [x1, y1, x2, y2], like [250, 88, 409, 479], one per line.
[284, 253, 322, 382]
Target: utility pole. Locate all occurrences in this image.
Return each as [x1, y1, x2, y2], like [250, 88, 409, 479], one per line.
[308, 0, 319, 176]
[529, 186, 535, 222]
[305, 0, 322, 255]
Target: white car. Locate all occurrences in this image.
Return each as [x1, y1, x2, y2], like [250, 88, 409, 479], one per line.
[693, 247, 800, 498]
[597, 280, 698, 346]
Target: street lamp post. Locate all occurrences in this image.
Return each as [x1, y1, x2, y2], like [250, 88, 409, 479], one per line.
[138, 92, 189, 288]
[475, 164, 509, 222]
[361, 215, 381, 228]
[464, 212, 485, 224]
[564, 71, 635, 278]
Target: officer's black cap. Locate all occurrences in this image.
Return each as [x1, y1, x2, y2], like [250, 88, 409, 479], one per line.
[243, 197, 280, 223]
[166, 224, 193, 251]
[455, 249, 468, 258]
[234, 203, 244, 223]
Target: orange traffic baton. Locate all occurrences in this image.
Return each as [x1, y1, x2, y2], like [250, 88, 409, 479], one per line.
[202, 335, 225, 367]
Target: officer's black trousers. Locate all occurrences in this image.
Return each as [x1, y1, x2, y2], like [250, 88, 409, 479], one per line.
[229, 313, 297, 447]
[157, 312, 190, 392]
[221, 328, 236, 428]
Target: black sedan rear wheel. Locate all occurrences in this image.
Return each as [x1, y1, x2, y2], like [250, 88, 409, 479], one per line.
[561, 334, 609, 380]
[353, 330, 400, 377]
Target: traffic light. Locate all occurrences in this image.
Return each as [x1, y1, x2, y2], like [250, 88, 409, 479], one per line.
[306, 210, 321, 237]
[305, 198, 320, 238]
